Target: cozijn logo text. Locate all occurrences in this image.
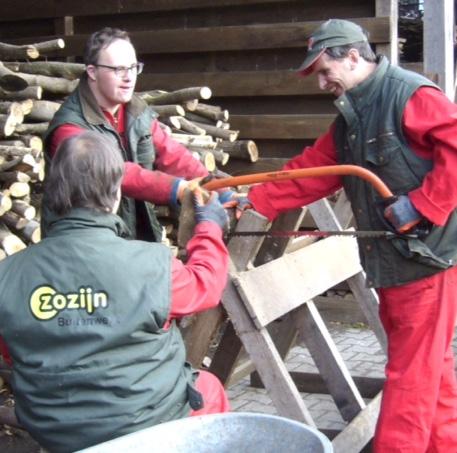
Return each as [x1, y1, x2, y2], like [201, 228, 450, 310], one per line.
[30, 285, 109, 321]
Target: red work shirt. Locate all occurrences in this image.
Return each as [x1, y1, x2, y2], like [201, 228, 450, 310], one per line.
[49, 105, 209, 205]
[249, 87, 457, 227]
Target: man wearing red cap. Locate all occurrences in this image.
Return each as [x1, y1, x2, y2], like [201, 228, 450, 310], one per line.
[242, 19, 457, 453]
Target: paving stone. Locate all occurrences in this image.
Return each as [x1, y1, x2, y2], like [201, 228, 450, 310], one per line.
[229, 323, 457, 436]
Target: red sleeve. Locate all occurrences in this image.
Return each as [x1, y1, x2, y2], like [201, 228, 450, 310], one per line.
[0, 335, 12, 367]
[49, 124, 84, 157]
[151, 120, 209, 179]
[169, 222, 229, 319]
[404, 87, 457, 225]
[122, 162, 178, 205]
[50, 124, 179, 205]
[248, 125, 342, 221]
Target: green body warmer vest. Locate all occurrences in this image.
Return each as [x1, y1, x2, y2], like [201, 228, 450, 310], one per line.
[334, 56, 457, 288]
[0, 209, 194, 452]
[44, 75, 163, 241]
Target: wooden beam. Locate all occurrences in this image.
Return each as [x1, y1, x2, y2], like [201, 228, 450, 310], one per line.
[332, 392, 382, 453]
[223, 277, 317, 425]
[423, 0, 455, 99]
[230, 114, 335, 139]
[296, 302, 366, 422]
[0, 0, 295, 21]
[7, 17, 390, 57]
[251, 371, 384, 399]
[137, 70, 323, 96]
[234, 234, 362, 328]
[375, 0, 398, 64]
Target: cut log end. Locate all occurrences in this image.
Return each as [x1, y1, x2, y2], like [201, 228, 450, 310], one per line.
[0, 233, 27, 255]
[26, 47, 39, 60]
[200, 86, 212, 100]
[8, 181, 30, 198]
[22, 220, 41, 243]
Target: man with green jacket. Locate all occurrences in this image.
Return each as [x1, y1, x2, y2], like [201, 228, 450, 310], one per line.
[0, 131, 230, 452]
[242, 19, 457, 453]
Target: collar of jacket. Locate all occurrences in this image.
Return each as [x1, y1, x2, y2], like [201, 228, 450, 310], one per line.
[334, 55, 389, 111]
[46, 207, 129, 238]
[77, 73, 149, 126]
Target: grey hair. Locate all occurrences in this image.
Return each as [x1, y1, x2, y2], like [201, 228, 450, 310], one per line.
[44, 131, 124, 215]
[325, 41, 377, 63]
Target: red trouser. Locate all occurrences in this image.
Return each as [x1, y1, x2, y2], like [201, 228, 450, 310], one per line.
[374, 266, 457, 453]
[190, 370, 230, 416]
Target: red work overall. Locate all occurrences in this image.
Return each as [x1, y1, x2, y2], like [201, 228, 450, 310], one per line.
[374, 265, 457, 452]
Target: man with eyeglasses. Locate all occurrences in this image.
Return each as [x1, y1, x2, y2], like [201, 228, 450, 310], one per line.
[44, 27, 227, 242]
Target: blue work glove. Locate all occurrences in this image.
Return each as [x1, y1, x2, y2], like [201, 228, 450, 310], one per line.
[170, 178, 185, 207]
[384, 195, 422, 233]
[216, 190, 252, 219]
[234, 194, 253, 219]
[193, 190, 228, 230]
[217, 189, 239, 207]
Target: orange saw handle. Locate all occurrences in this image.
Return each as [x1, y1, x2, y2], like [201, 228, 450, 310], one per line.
[202, 165, 394, 200]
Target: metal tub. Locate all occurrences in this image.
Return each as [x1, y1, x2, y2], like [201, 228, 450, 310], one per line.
[76, 412, 333, 453]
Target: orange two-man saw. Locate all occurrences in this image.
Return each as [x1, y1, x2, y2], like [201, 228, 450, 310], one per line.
[200, 164, 423, 239]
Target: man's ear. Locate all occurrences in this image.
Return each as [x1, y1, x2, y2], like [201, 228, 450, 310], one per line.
[86, 65, 97, 81]
[348, 48, 360, 70]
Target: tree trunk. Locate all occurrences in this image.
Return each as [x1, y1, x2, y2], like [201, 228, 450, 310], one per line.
[0, 211, 28, 230]
[0, 144, 41, 159]
[11, 199, 35, 220]
[0, 224, 26, 255]
[0, 191, 12, 216]
[191, 120, 239, 142]
[0, 61, 28, 92]
[26, 100, 61, 122]
[220, 140, 259, 162]
[151, 104, 185, 117]
[20, 219, 41, 244]
[15, 72, 78, 95]
[191, 103, 229, 122]
[4, 61, 84, 80]
[192, 150, 216, 171]
[0, 171, 31, 184]
[14, 122, 48, 136]
[143, 86, 212, 105]
[0, 42, 39, 60]
[8, 181, 30, 198]
[0, 86, 42, 101]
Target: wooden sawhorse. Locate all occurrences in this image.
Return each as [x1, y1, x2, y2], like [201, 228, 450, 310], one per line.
[184, 196, 387, 452]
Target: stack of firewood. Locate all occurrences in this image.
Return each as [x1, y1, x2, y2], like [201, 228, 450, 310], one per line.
[0, 38, 259, 257]
[138, 87, 258, 171]
[0, 40, 72, 259]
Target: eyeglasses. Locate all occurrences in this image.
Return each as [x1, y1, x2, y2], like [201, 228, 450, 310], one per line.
[93, 62, 144, 77]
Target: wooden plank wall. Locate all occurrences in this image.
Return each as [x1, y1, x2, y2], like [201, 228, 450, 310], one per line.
[0, 0, 396, 174]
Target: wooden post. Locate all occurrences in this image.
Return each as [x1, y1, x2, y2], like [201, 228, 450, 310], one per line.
[376, 0, 398, 65]
[423, 0, 455, 99]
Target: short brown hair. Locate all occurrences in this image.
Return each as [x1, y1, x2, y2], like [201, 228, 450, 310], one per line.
[84, 27, 131, 65]
[44, 132, 124, 215]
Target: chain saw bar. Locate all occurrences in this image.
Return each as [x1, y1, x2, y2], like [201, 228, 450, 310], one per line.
[202, 164, 394, 200]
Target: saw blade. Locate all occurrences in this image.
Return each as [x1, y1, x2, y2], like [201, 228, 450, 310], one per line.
[226, 230, 416, 239]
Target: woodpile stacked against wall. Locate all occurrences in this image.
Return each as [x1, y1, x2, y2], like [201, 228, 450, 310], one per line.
[0, 41, 68, 258]
[0, 37, 260, 258]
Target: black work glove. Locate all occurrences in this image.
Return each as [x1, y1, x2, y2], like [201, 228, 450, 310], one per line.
[384, 195, 422, 233]
[193, 190, 228, 230]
